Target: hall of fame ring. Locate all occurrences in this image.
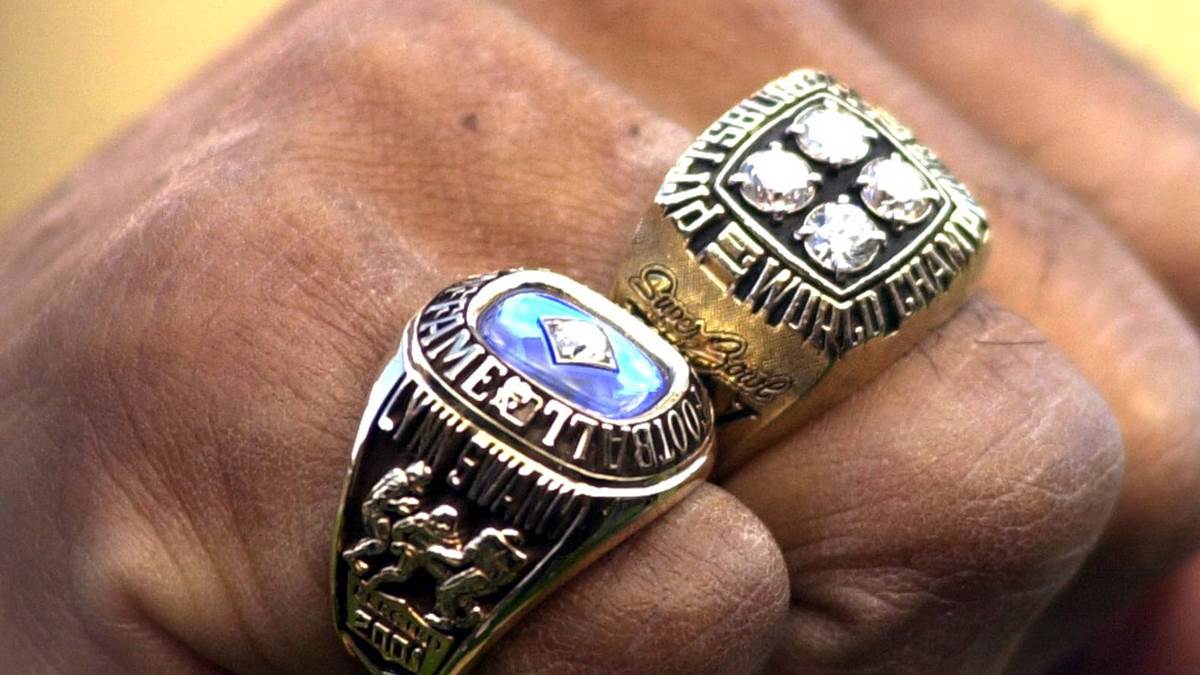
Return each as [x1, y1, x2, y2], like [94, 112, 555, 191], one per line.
[332, 269, 715, 674]
[613, 69, 990, 466]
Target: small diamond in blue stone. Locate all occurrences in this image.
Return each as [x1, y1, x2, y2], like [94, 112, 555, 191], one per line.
[478, 291, 669, 419]
[539, 317, 618, 371]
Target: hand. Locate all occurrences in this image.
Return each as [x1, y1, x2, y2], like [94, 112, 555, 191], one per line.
[2, 1, 1198, 673]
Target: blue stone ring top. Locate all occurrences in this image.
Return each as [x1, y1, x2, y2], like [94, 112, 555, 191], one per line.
[478, 290, 669, 419]
[332, 269, 715, 675]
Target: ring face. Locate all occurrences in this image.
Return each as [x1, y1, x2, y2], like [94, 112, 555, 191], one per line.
[664, 70, 986, 349]
[333, 270, 714, 675]
[614, 70, 989, 456]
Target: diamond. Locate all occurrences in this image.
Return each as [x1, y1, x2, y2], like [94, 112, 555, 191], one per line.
[539, 317, 618, 371]
[788, 101, 877, 166]
[858, 154, 937, 224]
[490, 376, 545, 426]
[795, 198, 887, 275]
[728, 142, 822, 217]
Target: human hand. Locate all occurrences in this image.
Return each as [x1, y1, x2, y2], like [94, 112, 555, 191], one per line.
[2, 2, 1198, 673]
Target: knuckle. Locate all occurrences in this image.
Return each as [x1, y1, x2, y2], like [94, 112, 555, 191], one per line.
[245, 2, 504, 160]
[23, 185, 396, 670]
[778, 298, 1124, 665]
[492, 486, 789, 675]
[959, 139, 1200, 570]
[199, 0, 674, 290]
[30, 169, 379, 503]
[922, 298, 1125, 577]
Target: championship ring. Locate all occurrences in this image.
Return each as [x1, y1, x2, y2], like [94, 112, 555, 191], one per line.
[332, 269, 715, 674]
[613, 69, 990, 465]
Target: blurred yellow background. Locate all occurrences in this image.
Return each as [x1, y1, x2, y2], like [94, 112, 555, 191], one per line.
[2, 0, 1199, 224]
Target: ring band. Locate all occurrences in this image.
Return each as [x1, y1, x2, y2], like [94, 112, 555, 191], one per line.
[613, 69, 989, 464]
[332, 270, 715, 674]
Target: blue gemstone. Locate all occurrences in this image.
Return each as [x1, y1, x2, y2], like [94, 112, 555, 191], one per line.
[478, 290, 669, 419]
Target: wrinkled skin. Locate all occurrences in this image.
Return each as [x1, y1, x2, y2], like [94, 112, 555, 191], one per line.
[2, 1, 1200, 673]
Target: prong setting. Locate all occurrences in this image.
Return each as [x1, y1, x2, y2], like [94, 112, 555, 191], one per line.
[728, 141, 822, 218]
[857, 153, 938, 225]
[788, 99, 878, 166]
[794, 195, 887, 275]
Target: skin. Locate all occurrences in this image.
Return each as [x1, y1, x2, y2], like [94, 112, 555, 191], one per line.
[0, 0, 1196, 672]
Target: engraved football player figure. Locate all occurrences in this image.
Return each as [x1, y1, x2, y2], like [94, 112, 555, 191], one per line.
[364, 504, 465, 591]
[427, 527, 528, 630]
[341, 460, 433, 576]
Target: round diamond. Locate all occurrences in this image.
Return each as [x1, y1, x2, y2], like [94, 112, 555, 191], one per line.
[795, 201, 887, 275]
[728, 142, 820, 217]
[789, 103, 875, 166]
[858, 155, 936, 224]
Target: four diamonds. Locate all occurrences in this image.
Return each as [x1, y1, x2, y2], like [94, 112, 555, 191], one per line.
[539, 317, 618, 371]
[729, 100, 939, 276]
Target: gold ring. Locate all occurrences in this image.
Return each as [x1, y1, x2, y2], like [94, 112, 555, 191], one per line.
[332, 269, 715, 674]
[613, 69, 989, 465]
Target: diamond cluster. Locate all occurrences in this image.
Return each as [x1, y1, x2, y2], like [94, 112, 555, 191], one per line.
[728, 100, 938, 276]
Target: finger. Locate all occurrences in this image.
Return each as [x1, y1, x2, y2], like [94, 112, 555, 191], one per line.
[499, 0, 1200, 660]
[0, 1, 789, 672]
[722, 298, 1123, 673]
[834, 0, 1200, 315]
[482, 485, 788, 675]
